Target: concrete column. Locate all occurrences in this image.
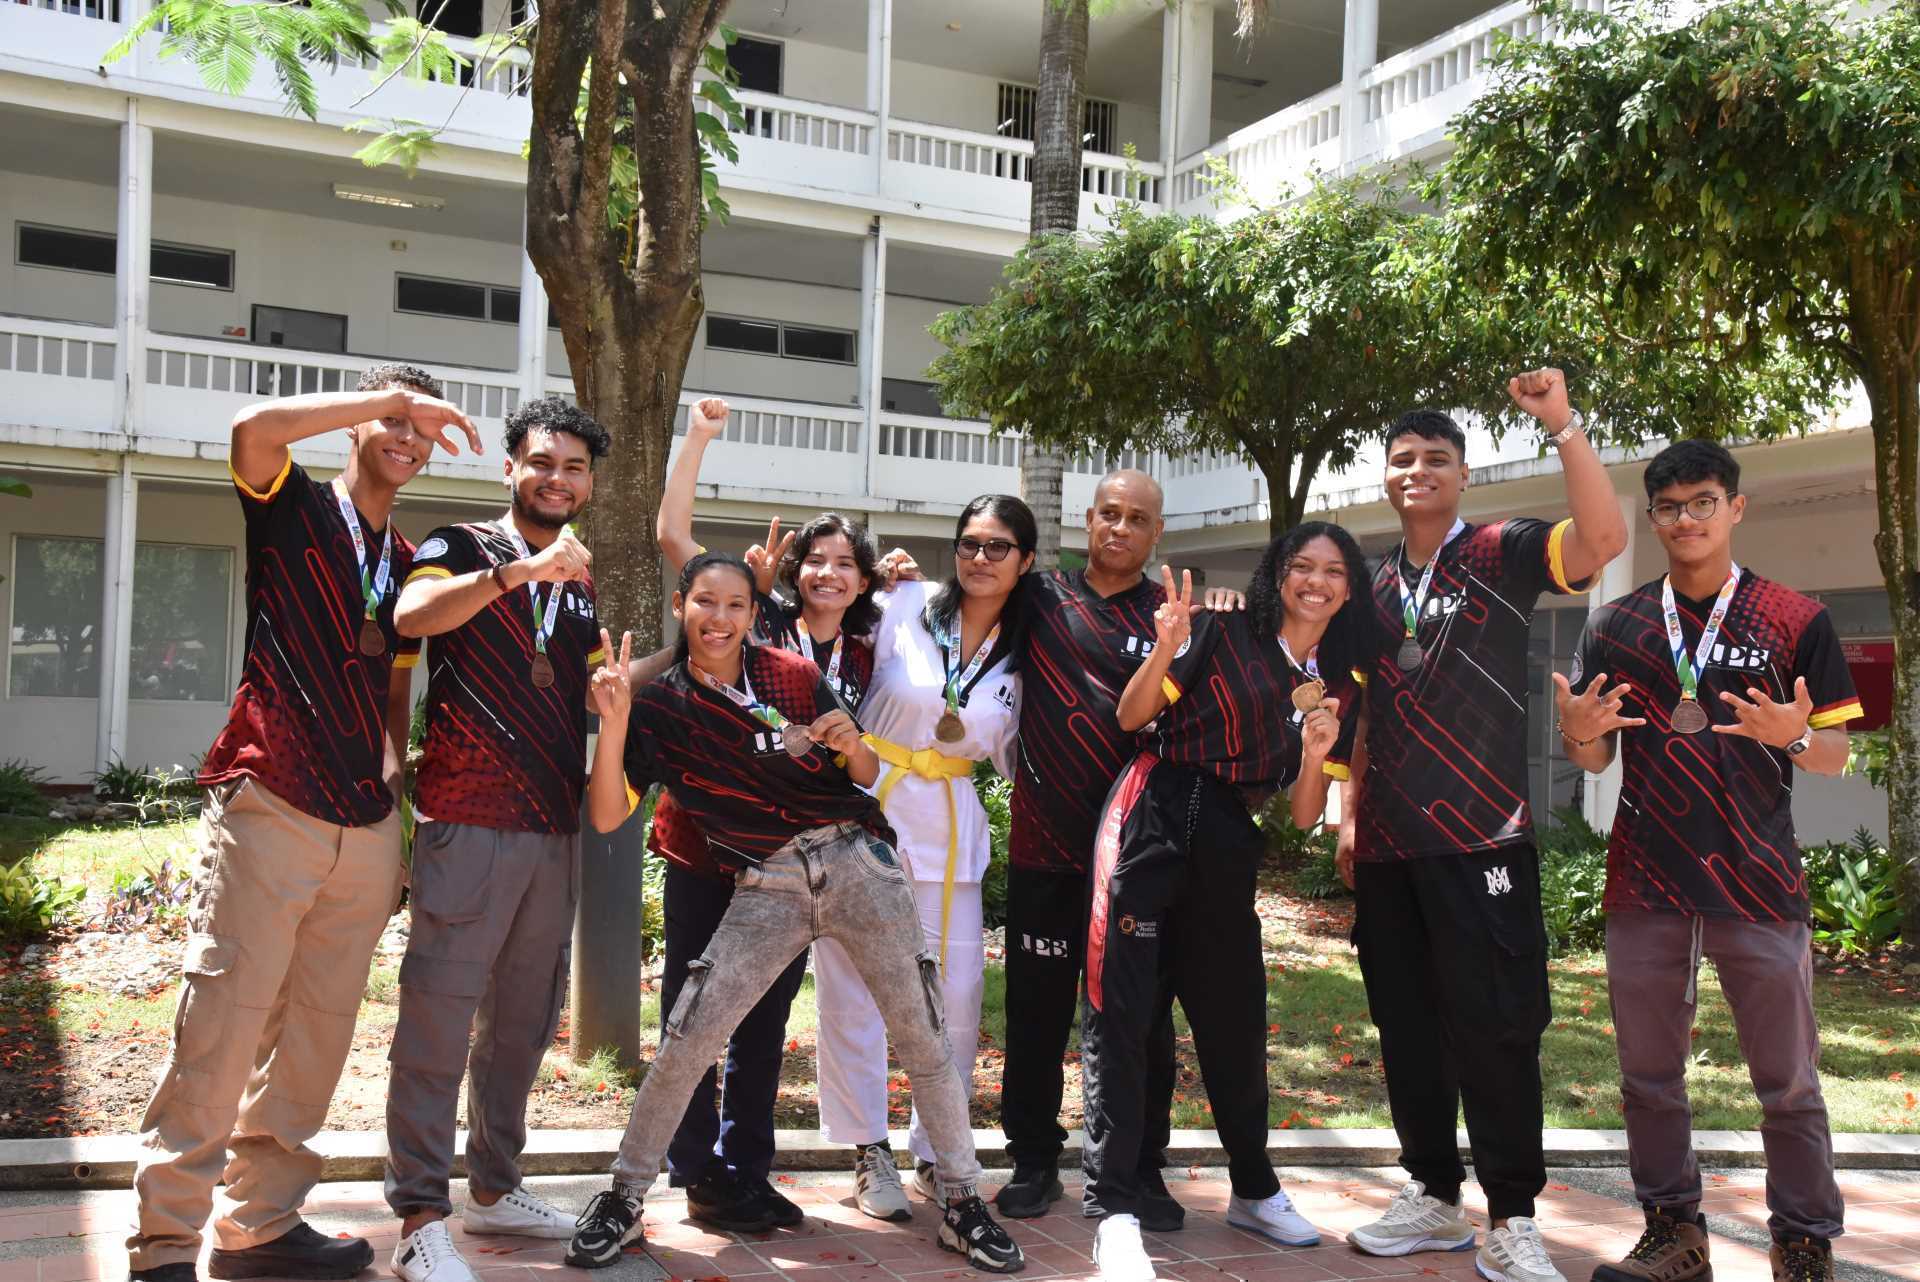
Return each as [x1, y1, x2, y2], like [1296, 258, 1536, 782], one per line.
[1582, 491, 1640, 833]
[1339, 0, 1380, 169]
[97, 456, 137, 772]
[867, 0, 892, 188]
[1160, 0, 1214, 168]
[858, 216, 887, 501]
[112, 101, 152, 436]
[515, 212, 549, 405]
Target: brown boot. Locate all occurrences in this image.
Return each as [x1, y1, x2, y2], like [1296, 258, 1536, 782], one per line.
[1770, 1236, 1835, 1282]
[1592, 1210, 1712, 1282]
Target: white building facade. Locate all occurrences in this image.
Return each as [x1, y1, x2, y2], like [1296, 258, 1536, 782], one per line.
[0, 0, 1895, 841]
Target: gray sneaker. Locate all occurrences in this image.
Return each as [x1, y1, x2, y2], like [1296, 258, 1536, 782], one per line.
[854, 1144, 911, 1223]
[1347, 1181, 1477, 1257]
[1476, 1219, 1566, 1282]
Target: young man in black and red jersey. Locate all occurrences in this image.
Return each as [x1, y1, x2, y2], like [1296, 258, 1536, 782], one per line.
[1557, 440, 1860, 1282]
[128, 366, 482, 1282]
[995, 469, 1186, 1225]
[380, 397, 612, 1282]
[1337, 370, 1627, 1282]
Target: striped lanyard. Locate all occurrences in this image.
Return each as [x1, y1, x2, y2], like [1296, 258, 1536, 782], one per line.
[1278, 635, 1320, 682]
[935, 615, 999, 717]
[1396, 518, 1464, 638]
[794, 627, 844, 686]
[1661, 566, 1741, 701]
[499, 519, 564, 657]
[331, 477, 391, 622]
[690, 660, 793, 734]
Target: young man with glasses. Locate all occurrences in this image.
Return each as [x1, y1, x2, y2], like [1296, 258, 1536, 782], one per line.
[1556, 439, 1860, 1282]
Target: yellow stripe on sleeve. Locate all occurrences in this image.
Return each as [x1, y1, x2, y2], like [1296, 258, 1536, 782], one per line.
[1322, 761, 1352, 781]
[624, 777, 642, 819]
[1160, 675, 1182, 706]
[403, 565, 453, 585]
[1809, 701, 1866, 731]
[586, 648, 608, 666]
[230, 454, 292, 503]
[1350, 667, 1368, 688]
[1546, 518, 1584, 593]
[392, 650, 420, 670]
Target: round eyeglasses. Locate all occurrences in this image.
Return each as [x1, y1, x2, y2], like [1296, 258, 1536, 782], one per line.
[1647, 493, 1735, 526]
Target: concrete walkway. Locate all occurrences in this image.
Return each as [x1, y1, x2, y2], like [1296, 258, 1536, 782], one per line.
[4, 1166, 1919, 1282]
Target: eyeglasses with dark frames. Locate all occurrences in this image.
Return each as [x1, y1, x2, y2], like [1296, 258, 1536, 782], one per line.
[955, 537, 1019, 563]
[1647, 492, 1736, 527]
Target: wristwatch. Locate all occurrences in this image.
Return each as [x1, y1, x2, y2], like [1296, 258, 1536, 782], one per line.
[1786, 725, 1815, 757]
[1546, 409, 1585, 448]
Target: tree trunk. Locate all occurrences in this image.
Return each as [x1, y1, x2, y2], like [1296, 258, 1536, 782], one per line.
[1021, 0, 1088, 570]
[1252, 442, 1300, 540]
[1853, 242, 1920, 941]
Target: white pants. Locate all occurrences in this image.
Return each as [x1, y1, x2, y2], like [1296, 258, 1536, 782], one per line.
[814, 876, 985, 1164]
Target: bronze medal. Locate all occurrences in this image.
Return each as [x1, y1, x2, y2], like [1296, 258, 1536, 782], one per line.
[358, 617, 386, 657]
[780, 723, 814, 758]
[1670, 697, 1709, 734]
[935, 711, 966, 744]
[530, 653, 556, 689]
[1290, 679, 1326, 714]
[1395, 636, 1424, 672]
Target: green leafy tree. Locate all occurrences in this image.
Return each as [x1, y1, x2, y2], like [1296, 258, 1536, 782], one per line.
[1441, 0, 1920, 936]
[930, 176, 1510, 535]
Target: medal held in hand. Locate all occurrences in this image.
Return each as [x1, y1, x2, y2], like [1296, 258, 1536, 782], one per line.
[779, 723, 816, 758]
[691, 661, 813, 758]
[1279, 635, 1325, 713]
[334, 478, 394, 659]
[1392, 519, 1461, 675]
[1661, 565, 1740, 737]
[934, 614, 1000, 747]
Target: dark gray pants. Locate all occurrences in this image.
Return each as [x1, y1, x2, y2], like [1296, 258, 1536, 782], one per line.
[384, 821, 579, 1218]
[1605, 910, 1844, 1241]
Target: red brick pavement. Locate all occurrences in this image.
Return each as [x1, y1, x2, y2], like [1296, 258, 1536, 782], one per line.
[3, 1171, 1918, 1282]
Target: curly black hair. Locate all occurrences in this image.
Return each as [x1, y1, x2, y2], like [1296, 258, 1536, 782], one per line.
[774, 512, 884, 640]
[358, 362, 442, 399]
[505, 396, 612, 465]
[922, 494, 1038, 677]
[1247, 521, 1374, 687]
[671, 550, 757, 664]
[1643, 438, 1739, 501]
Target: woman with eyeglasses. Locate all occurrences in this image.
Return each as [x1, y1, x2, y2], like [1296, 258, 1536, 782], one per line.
[814, 495, 1036, 1219]
[1077, 522, 1372, 1282]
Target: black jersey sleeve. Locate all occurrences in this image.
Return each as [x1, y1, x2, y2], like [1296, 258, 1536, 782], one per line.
[1324, 684, 1362, 779]
[1797, 609, 1866, 731]
[1159, 608, 1224, 705]
[403, 524, 483, 584]
[1499, 516, 1593, 598]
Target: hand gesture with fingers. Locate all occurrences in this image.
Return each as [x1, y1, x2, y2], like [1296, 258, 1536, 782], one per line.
[1553, 670, 1645, 743]
[1203, 586, 1247, 612]
[689, 397, 730, 440]
[525, 528, 593, 584]
[877, 547, 922, 586]
[745, 516, 795, 596]
[808, 709, 864, 757]
[1715, 676, 1813, 749]
[1300, 696, 1342, 761]
[1153, 566, 1196, 653]
[589, 628, 633, 723]
[400, 391, 484, 458]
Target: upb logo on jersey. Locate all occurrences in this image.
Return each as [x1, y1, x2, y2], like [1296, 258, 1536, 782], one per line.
[1121, 635, 1157, 658]
[561, 588, 596, 620]
[1417, 593, 1466, 623]
[1707, 642, 1771, 672]
[994, 685, 1017, 712]
[749, 730, 788, 757]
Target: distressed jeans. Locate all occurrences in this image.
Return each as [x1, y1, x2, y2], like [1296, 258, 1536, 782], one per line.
[611, 822, 983, 1198]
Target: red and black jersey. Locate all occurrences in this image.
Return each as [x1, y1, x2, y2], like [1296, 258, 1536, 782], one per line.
[623, 644, 892, 871]
[1357, 517, 1589, 861]
[404, 523, 606, 834]
[1572, 570, 1863, 922]
[198, 459, 421, 827]
[1010, 570, 1164, 873]
[1153, 610, 1361, 791]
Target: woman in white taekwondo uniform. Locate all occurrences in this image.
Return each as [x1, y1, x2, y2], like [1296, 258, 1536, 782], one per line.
[814, 494, 1034, 1219]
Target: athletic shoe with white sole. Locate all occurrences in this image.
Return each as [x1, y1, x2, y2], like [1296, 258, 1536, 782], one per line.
[1227, 1189, 1322, 1247]
[910, 1159, 939, 1202]
[1093, 1214, 1158, 1282]
[1347, 1181, 1477, 1257]
[462, 1186, 576, 1239]
[938, 1196, 1025, 1274]
[1477, 1219, 1567, 1282]
[854, 1144, 912, 1223]
[564, 1186, 644, 1269]
[391, 1222, 476, 1282]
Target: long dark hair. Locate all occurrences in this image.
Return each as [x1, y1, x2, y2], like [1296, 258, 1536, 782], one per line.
[774, 512, 884, 640]
[921, 494, 1037, 677]
[1247, 521, 1372, 687]
[671, 550, 757, 664]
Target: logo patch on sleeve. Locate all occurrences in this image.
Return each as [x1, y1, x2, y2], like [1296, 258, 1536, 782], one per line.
[415, 536, 449, 560]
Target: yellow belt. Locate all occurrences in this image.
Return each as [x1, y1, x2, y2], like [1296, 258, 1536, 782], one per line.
[864, 733, 972, 975]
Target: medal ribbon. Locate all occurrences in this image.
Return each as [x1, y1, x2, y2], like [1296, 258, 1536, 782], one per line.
[690, 660, 792, 734]
[1278, 636, 1321, 682]
[935, 614, 1000, 717]
[1661, 565, 1741, 702]
[794, 628, 844, 685]
[333, 477, 392, 622]
[1395, 517, 1465, 638]
[500, 520, 566, 656]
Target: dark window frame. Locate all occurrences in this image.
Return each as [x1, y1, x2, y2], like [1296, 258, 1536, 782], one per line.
[705, 314, 784, 357]
[393, 272, 531, 326]
[727, 33, 784, 94]
[15, 222, 235, 291]
[781, 322, 856, 365]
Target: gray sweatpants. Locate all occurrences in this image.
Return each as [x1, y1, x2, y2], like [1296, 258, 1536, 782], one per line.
[611, 822, 982, 1198]
[384, 820, 579, 1218]
[1605, 910, 1844, 1241]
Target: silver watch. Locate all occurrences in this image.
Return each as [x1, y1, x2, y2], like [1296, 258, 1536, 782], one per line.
[1786, 725, 1815, 757]
[1545, 409, 1585, 448]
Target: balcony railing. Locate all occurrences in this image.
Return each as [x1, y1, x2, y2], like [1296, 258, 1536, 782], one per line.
[1169, 86, 1341, 211]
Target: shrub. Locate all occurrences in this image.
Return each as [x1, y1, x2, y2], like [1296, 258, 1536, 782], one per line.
[100, 856, 195, 929]
[132, 765, 200, 825]
[0, 759, 48, 817]
[92, 758, 149, 804]
[974, 762, 1011, 929]
[1845, 730, 1890, 790]
[0, 861, 85, 941]
[1805, 828, 1901, 955]
[1537, 807, 1609, 957]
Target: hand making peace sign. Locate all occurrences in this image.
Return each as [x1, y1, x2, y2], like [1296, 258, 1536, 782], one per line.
[746, 516, 797, 596]
[589, 628, 634, 723]
[1153, 565, 1196, 653]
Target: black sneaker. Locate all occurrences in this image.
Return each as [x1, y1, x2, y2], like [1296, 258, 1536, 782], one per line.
[939, 1195, 1026, 1274]
[130, 1264, 199, 1282]
[751, 1178, 807, 1228]
[566, 1186, 644, 1269]
[993, 1165, 1063, 1219]
[207, 1224, 373, 1280]
[1137, 1167, 1186, 1234]
[685, 1171, 776, 1233]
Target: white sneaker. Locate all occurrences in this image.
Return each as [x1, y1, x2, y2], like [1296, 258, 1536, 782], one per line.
[391, 1221, 476, 1282]
[461, 1185, 576, 1239]
[854, 1145, 912, 1223]
[1094, 1213, 1158, 1282]
[1347, 1181, 1477, 1256]
[1477, 1218, 1566, 1282]
[909, 1158, 940, 1202]
[1227, 1188, 1322, 1247]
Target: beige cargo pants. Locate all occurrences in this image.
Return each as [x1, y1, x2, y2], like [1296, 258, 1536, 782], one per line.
[127, 776, 402, 1271]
